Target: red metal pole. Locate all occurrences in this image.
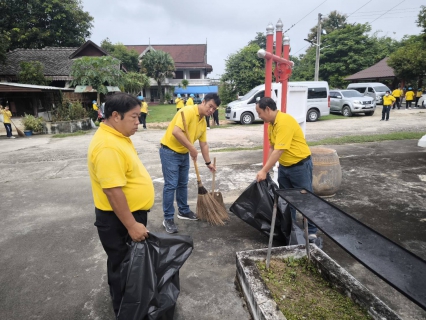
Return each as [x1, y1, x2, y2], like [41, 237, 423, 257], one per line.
[275, 20, 283, 74]
[263, 23, 274, 165]
[281, 36, 290, 113]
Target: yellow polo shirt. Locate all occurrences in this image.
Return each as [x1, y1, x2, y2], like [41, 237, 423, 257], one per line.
[175, 98, 185, 109]
[1, 110, 12, 124]
[268, 111, 311, 167]
[405, 91, 415, 100]
[140, 102, 148, 114]
[87, 123, 154, 212]
[186, 97, 194, 106]
[392, 89, 402, 98]
[383, 95, 396, 106]
[416, 91, 423, 98]
[161, 105, 207, 154]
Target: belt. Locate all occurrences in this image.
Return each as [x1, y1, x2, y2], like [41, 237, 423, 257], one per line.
[286, 155, 311, 168]
[96, 208, 150, 214]
[160, 143, 188, 155]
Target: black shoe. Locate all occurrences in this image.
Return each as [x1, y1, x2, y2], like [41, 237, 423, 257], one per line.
[163, 219, 178, 233]
[177, 210, 198, 220]
[386, 119, 389, 121]
[380, 119, 384, 121]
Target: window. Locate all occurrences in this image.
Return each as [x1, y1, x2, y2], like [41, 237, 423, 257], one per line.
[175, 71, 183, 79]
[249, 91, 265, 104]
[189, 71, 200, 79]
[307, 87, 327, 99]
[351, 87, 366, 94]
[368, 87, 374, 93]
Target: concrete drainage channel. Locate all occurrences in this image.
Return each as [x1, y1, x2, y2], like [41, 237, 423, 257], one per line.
[235, 245, 401, 320]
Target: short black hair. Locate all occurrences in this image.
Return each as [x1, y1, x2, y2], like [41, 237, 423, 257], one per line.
[203, 93, 221, 107]
[104, 93, 140, 119]
[257, 97, 277, 111]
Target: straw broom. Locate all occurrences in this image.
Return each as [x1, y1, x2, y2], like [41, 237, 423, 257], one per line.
[10, 118, 25, 137]
[181, 112, 229, 225]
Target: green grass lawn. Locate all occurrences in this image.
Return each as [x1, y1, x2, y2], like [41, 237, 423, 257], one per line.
[318, 114, 348, 121]
[146, 104, 228, 123]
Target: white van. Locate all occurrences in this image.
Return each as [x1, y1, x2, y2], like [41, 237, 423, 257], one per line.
[225, 81, 330, 124]
[346, 82, 390, 105]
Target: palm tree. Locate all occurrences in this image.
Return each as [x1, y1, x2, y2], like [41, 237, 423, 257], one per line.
[141, 50, 175, 102]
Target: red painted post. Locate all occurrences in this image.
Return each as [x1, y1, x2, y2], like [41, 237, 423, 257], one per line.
[275, 19, 283, 72]
[263, 23, 274, 165]
[281, 36, 290, 113]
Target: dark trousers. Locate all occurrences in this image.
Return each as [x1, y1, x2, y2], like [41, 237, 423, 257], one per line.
[382, 105, 391, 120]
[3, 123, 12, 137]
[415, 97, 420, 107]
[406, 100, 413, 109]
[94, 208, 148, 316]
[393, 97, 400, 109]
[139, 113, 147, 128]
[205, 115, 210, 127]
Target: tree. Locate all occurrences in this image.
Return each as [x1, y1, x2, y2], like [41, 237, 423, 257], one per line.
[0, 33, 10, 65]
[388, 35, 426, 88]
[248, 32, 266, 48]
[122, 72, 150, 96]
[18, 61, 50, 85]
[220, 44, 265, 104]
[100, 38, 140, 72]
[292, 23, 400, 88]
[140, 50, 175, 102]
[70, 56, 123, 103]
[417, 5, 426, 37]
[1, 0, 93, 51]
[306, 11, 348, 43]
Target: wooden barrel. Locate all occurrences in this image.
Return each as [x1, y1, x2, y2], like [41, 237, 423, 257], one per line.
[310, 147, 342, 196]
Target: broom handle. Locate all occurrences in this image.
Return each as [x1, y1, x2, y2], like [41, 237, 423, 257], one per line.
[181, 112, 202, 183]
[211, 157, 216, 192]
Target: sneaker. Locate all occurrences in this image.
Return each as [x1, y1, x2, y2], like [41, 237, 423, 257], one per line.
[386, 119, 389, 121]
[163, 219, 178, 233]
[9, 136, 15, 139]
[177, 210, 198, 221]
[207, 127, 210, 130]
[380, 119, 384, 121]
[304, 233, 317, 244]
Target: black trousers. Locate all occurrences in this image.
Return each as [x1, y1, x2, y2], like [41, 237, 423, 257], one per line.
[212, 109, 219, 125]
[406, 100, 413, 109]
[94, 208, 148, 316]
[394, 97, 400, 109]
[415, 97, 420, 107]
[382, 105, 391, 120]
[139, 113, 147, 128]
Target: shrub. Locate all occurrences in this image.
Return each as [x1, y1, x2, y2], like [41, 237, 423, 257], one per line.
[69, 101, 87, 120]
[22, 114, 45, 133]
[52, 98, 88, 121]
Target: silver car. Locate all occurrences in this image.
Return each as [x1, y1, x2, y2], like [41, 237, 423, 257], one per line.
[330, 90, 376, 117]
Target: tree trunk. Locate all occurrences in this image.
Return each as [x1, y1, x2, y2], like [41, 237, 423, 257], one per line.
[158, 81, 163, 103]
[97, 92, 100, 105]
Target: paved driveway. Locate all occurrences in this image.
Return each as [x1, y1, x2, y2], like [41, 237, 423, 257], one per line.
[0, 109, 425, 319]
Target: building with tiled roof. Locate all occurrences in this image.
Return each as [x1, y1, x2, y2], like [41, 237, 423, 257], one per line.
[345, 58, 399, 89]
[125, 44, 215, 101]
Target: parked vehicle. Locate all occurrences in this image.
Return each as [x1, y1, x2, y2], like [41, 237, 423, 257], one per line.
[346, 82, 390, 105]
[417, 93, 426, 108]
[330, 89, 375, 117]
[225, 81, 330, 124]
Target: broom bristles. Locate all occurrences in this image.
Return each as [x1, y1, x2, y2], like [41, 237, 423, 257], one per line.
[197, 180, 208, 195]
[196, 193, 229, 226]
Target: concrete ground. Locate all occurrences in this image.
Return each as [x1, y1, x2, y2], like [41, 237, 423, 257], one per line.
[0, 108, 425, 319]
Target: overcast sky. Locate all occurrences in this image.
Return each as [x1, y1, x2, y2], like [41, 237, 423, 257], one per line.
[82, 0, 424, 78]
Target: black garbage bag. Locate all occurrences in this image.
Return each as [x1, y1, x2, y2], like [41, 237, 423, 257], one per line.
[117, 233, 193, 320]
[230, 174, 292, 244]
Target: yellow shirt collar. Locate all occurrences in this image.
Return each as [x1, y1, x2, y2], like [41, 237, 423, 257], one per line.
[99, 122, 131, 141]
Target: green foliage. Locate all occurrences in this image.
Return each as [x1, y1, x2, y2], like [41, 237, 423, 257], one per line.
[248, 32, 266, 48]
[18, 61, 50, 85]
[100, 38, 140, 72]
[141, 50, 175, 102]
[70, 56, 123, 102]
[218, 81, 238, 105]
[122, 72, 150, 96]
[181, 79, 189, 89]
[307, 11, 348, 43]
[0, 32, 10, 65]
[292, 23, 400, 88]
[0, 0, 93, 51]
[52, 98, 87, 121]
[220, 44, 265, 104]
[417, 5, 426, 39]
[388, 36, 426, 87]
[22, 113, 44, 132]
[164, 92, 172, 103]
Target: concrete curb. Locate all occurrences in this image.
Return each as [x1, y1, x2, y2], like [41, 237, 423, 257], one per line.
[236, 245, 401, 320]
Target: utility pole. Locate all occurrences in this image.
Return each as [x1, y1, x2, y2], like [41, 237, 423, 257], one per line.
[314, 13, 322, 81]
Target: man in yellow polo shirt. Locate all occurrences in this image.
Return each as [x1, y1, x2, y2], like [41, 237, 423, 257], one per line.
[405, 87, 415, 109]
[255, 97, 317, 242]
[392, 87, 402, 109]
[0, 106, 15, 138]
[175, 93, 185, 112]
[186, 93, 194, 106]
[381, 90, 395, 121]
[160, 92, 219, 233]
[138, 96, 148, 129]
[415, 88, 423, 108]
[87, 93, 154, 316]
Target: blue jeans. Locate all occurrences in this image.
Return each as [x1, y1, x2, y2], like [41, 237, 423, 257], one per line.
[4, 123, 12, 137]
[382, 106, 391, 120]
[159, 146, 191, 220]
[278, 158, 317, 234]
